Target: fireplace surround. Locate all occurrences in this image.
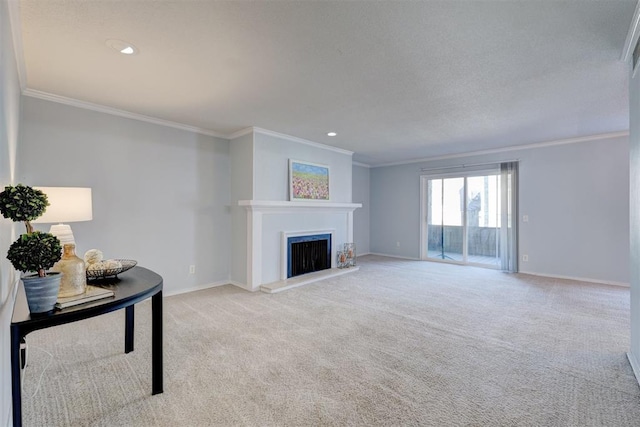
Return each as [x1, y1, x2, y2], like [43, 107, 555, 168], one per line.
[238, 200, 361, 291]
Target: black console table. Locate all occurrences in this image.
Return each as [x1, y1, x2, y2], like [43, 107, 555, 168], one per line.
[10, 266, 163, 427]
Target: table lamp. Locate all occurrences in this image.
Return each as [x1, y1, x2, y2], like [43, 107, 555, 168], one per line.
[33, 187, 93, 246]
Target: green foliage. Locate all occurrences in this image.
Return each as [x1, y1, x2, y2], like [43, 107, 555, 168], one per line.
[7, 232, 62, 275]
[1, 184, 60, 277]
[0, 184, 49, 222]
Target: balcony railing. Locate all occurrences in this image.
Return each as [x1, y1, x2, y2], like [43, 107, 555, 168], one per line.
[428, 225, 499, 257]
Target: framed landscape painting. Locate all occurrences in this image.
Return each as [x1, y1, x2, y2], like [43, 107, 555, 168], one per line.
[289, 159, 330, 201]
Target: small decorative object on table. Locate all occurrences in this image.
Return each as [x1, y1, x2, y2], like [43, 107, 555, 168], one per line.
[84, 249, 137, 279]
[53, 243, 87, 297]
[86, 259, 137, 279]
[84, 248, 103, 265]
[55, 285, 114, 309]
[0, 184, 63, 313]
[337, 243, 356, 268]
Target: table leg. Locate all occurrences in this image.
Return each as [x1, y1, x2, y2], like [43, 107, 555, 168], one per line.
[11, 327, 23, 427]
[125, 305, 135, 353]
[152, 290, 163, 394]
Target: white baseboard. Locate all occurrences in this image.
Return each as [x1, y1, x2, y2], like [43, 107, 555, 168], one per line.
[368, 252, 421, 261]
[518, 271, 629, 288]
[164, 280, 229, 297]
[356, 252, 371, 257]
[228, 280, 253, 292]
[363, 258, 629, 287]
[627, 352, 640, 386]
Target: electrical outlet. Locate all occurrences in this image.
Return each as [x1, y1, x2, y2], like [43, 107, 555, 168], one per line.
[522, 255, 529, 262]
[189, 265, 196, 274]
[523, 215, 529, 222]
[396, 241, 400, 247]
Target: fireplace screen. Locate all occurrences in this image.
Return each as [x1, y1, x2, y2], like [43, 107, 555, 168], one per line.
[287, 234, 331, 278]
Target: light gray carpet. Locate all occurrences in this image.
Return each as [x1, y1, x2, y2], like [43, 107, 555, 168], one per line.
[21, 255, 640, 426]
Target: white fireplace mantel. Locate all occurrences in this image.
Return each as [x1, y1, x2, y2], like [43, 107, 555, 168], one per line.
[238, 200, 362, 291]
[238, 200, 361, 213]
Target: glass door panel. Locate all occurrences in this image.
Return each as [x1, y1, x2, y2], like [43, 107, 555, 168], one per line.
[427, 177, 464, 262]
[466, 175, 500, 267]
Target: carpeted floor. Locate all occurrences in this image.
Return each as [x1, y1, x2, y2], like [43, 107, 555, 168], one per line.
[21, 255, 640, 426]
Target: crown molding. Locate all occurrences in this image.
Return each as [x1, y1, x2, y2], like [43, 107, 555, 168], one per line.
[252, 127, 354, 156]
[226, 127, 254, 140]
[372, 131, 630, 168]
[17, 87, 631, 164]
[228, 126, 354, 156]
[18, 88, 354, 155]
[352, 161, 371, 168]
[622, 0, 640, 62]
[22, 88, 228, 138]
[7, 0, 26, 91]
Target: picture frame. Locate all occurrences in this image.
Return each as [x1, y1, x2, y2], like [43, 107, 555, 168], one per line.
[289, 159, 330, 201]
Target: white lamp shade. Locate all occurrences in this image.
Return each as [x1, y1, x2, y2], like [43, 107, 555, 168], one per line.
[33, 187, 93, 223]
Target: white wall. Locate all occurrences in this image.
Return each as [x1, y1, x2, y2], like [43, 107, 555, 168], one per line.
[370, 135, 629, 284]
[18, 97, 231, 295]
[629, 47, 640, 379]
[518, 137, 628, 283]
[0, 0, 21, 423]
[352, 164, 370, 255]
[253, 131, 353, 202]
[230, 132, 254, 286]
[370, 163, 422, 259]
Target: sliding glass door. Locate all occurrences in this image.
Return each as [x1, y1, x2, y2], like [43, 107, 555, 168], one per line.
[426, 177, 465, 262]
[422, 165, 515, 269]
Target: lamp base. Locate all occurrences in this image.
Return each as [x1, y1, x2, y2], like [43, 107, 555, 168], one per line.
[49, 223, 75, 247]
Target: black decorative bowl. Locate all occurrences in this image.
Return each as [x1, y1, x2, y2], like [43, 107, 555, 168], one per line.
[86, 259, 137, 279]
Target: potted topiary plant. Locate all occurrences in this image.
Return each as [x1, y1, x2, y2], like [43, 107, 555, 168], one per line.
[0, 184, 62, 313]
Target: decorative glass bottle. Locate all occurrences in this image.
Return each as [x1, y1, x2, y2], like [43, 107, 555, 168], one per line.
[53, 243, 87, 297]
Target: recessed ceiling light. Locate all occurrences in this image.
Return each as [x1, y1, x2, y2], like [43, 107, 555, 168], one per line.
[327, 132, 337, 137]
[106, 39, 139, 55]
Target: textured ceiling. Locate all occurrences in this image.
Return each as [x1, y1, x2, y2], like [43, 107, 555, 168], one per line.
[19, 0, 636, 165]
